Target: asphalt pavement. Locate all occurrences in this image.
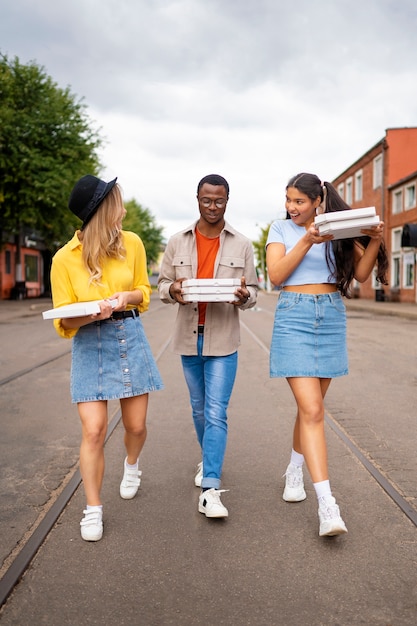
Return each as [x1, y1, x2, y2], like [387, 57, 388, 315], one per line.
[0, 293, 416, 626]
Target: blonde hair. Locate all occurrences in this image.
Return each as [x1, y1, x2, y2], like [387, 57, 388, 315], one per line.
[81, 184, 126, 284]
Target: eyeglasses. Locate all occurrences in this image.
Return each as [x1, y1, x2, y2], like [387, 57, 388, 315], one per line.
[199, 197, 227, 209]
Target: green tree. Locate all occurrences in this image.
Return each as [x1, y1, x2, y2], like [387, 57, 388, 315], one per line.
[252, 223, 271, 286]
[123, 198, 165, 267]
[0, 54, 102, 250]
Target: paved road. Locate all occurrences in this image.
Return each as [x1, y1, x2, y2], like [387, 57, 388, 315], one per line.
[0, 293, 416, 625]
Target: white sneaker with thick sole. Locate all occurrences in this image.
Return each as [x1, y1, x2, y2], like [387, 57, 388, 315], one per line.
[318, 495, 348, 536]
[120, 458, 142, 499]
[283, 463, 307, 502]
[194, 462, 203, 487]
[80, 509, 103, 541]
[198, 489, 228, 518]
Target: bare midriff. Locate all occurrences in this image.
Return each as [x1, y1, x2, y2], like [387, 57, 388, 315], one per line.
[282, 284, 338, 294]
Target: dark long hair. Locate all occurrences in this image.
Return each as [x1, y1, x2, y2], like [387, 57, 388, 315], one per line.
[286, 173, 389, 297]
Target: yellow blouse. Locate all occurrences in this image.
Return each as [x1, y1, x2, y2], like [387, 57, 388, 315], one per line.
[51, 230, 151, 339]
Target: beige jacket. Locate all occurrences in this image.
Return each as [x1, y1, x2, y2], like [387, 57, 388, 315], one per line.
[158, 221, 258, 356]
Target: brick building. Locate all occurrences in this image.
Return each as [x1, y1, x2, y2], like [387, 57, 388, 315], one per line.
[0, 231, 47, 300]
[332, 126, 417, 302]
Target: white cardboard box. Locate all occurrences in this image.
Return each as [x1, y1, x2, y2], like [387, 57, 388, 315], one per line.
[183, 286, 240, 294]
[314, 207, 380, 239]
[182, 278, 241, 288]
[183, 293, 239, 302]
[181, 278, 240, 302]
[42, 299, 118, 320]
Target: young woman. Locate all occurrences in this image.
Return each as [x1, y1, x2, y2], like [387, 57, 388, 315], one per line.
[266, 172, 388, 537]
[50, 175, 163, 541]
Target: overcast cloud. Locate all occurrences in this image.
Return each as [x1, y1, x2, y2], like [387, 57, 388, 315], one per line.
[2, 0, 417, 241]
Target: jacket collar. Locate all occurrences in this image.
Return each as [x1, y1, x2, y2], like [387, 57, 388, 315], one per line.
[183, 220, 237, 236]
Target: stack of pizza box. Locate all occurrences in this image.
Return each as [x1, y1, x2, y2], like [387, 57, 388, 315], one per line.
[314, 207, 380, 239]
[182, 278, 240, 302]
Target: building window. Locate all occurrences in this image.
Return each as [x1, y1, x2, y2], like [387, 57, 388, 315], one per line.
[393, 190, 403, 214]
[392, 228, 402, 252]
[354, 170, 363, 201]
[392, 257, 400, 288]
[405, 184, 416, 210]
[25, 254, 39, 282]
[345, 177, 353, 204]
[391, 228, 402, 288]
[337, 183, 344, 199]
[403, 251, 415, 288]
[373, 154, 383, 189]
[5, 250, 12, 274]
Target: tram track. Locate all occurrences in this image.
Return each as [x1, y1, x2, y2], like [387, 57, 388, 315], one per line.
[1, 298, 416, 610]
[0, 350, 72, 387]
[0, 304, 168, 389]
[240, 318, 417, 529]
[0, 330, 172, 608]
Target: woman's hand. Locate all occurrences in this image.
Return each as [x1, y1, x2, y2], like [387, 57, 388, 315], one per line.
[108, 290, 143, 311]
[91, 299, 115, 320]
[305, 224, 334, 245]
[361, 221, 384, 240]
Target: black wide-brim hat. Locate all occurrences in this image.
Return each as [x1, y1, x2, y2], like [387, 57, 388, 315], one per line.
[68, 175, 118, 228]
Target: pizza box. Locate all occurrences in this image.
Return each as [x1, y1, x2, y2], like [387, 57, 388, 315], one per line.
[314, 207, 380, 239]
[183, 285, 240, 295]
[42, 299, 118, 320]
[315, 207, 376, 225]
[183, 292, 239, 302]
[182, 278, 241, 288]
[316, 216, 380, 239]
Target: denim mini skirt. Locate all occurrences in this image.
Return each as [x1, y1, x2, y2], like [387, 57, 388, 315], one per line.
[71, 313, 163, 403]
[270, 291, 348, 378]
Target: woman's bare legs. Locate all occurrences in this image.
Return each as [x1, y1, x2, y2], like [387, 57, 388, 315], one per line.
[287, 377, 331, 483]
[78, 400, 108, 506]
[286, 377, 347, 535]
[120, 393, 149, 463]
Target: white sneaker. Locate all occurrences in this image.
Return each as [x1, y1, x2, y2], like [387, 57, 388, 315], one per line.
[194, 462, 203, 487]
[198, 489, 229, 518]
[80, 508, 103, 541]
[283, 463, 307, 502]
[120, 457, 142, 499]
[318, 495, 348, 536]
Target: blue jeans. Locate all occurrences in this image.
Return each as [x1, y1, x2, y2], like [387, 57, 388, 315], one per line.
[181, 335, 238, 489]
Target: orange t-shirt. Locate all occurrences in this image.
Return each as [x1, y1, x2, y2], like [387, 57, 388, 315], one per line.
[195, 228, 220, 325]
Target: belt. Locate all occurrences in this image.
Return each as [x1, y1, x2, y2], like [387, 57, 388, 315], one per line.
[198, 325, 204, 334]
[110, 309, 139, 320]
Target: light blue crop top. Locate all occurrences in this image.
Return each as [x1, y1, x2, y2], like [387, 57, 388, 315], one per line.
[266, 219, 336, 287]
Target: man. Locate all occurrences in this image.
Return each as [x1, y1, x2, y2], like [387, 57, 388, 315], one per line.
[158, 174, 258, 518]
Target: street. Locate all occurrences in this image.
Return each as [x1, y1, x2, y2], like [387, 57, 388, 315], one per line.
[0, 292, 416, 625]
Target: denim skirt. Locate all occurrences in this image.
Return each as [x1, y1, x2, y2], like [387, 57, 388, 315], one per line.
[270, 291, 348, 378]
[71, 314, 163, 403]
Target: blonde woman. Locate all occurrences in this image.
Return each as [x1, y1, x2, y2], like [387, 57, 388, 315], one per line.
[51, 175, 163, 541]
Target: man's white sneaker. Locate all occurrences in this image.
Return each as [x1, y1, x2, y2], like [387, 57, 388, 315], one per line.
[80, 509, 103, 541]
[120, 457, 142, 499]
[283, 463, 307, 502]
[318, 495, 348, 536]
[198, 489, 228, 518]
[194, 462, 203, 487]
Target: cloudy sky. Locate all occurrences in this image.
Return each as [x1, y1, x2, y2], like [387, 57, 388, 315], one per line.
[1, 0, 417, 242]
